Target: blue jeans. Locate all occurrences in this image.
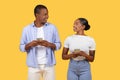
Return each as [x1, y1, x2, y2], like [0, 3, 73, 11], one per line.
[67, 59, 91, 80]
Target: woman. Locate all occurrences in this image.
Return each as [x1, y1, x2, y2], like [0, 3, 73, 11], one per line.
[62, 18, 96, 80]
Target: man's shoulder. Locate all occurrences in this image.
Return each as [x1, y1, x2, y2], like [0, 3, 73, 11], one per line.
[25, 23, 34, 28]
[46, 22, 56, 28]
[23, 23, 34, 30]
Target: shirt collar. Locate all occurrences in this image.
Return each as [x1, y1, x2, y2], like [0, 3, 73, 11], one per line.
[31, 22, 49, 27]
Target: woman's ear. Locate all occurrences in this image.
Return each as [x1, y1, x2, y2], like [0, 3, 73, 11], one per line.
[82, 25, 85, 30]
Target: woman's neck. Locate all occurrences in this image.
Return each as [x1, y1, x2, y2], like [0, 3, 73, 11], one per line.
[76, 30, 85, 35]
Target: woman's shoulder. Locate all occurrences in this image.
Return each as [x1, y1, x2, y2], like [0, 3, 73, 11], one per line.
[66, 34, 75, 38]
[64, 35, 74, 41]
[85, 36, 95, 42]
[86, 35, 94, 39]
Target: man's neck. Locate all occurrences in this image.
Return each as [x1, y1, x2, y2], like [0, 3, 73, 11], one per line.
[34, 20, 45, 27]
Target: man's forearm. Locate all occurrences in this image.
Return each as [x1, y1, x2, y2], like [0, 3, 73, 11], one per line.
[25, 43, 32, 51]
[48, 43, 56, 50]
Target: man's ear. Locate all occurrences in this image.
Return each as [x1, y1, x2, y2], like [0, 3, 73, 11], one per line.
[35, 13, 38, 17]
[35, 13, 40, 17]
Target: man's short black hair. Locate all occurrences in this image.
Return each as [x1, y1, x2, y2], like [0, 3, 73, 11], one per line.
[34, 4, 48, 16]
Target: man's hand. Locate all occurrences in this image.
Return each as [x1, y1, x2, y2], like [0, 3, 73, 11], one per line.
[25, 40, 39, 51]
[28, 40, 39, 47]
[38, 40, 56, 49]
[38, 40, 49, 47]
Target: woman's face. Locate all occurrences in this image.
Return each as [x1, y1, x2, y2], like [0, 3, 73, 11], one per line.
[73, 19, 84, 32]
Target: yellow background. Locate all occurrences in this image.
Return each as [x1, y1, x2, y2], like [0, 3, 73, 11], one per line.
[0, 0, 120, 80]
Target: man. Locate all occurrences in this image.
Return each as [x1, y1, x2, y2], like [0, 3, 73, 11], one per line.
[20, 4, 61, 80]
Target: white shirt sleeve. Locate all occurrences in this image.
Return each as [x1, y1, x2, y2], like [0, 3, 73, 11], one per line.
[89, 38, 96, 50]
[64, 37, 69, 48]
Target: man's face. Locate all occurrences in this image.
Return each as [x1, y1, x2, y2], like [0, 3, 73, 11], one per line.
[36, 8, 49, 24]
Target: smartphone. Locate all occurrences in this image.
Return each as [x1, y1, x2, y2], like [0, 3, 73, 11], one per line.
[74, 49, 80, 52]
[37, 38, 43, 41]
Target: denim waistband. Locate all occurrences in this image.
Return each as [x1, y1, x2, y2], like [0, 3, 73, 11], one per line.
[70, 58, 88, 62]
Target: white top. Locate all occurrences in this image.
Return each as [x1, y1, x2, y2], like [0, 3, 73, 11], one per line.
[36, 27, 47, 64]
[64, 35, 96, 61]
